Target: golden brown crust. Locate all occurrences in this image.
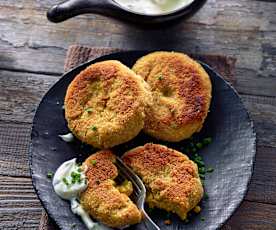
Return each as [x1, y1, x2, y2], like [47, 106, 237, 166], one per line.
[80, 150, 142, 228]
[65, 60, 152, 148]
[122, 144, 204, 220]
[132, 51, 212, 141]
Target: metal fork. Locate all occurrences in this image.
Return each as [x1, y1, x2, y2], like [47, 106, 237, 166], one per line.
[115, 157, 160, 230]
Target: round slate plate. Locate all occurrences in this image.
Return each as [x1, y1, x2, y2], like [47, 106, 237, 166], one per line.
[30, 51, 256, 230]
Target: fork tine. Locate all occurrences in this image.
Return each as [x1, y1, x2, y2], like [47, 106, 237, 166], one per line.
[115, 157, 160, 230]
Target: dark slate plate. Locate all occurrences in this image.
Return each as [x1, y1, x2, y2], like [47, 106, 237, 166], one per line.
[29, 51, 256, 230]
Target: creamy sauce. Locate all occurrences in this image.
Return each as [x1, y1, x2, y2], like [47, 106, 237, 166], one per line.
[53, 159, 111, 230]
[114, 0, 194, 15]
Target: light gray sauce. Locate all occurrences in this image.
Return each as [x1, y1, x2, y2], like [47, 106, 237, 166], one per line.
[114, 0, 194, 15]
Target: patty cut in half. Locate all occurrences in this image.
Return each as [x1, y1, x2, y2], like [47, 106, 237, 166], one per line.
[80, 150, 142, 228]
[122, 143, 203, 220]
[65, 60, 152, 149]
[132, 51, 212, 142]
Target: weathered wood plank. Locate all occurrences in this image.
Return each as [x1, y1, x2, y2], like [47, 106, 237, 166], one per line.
[222, 201, 276, 230]
[0, 0, 275, 96]
[0, 122, 32, 177]
[0, 70, 58, 123]
[0, 176, 42, 229]
[245, 146, 276, 205]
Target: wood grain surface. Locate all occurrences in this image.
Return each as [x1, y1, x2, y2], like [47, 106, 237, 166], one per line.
[0, 0, 276, 229]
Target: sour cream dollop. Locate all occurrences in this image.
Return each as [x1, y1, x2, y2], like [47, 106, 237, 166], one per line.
[114, 0, 194, 15]
[53, 158, 111, 230]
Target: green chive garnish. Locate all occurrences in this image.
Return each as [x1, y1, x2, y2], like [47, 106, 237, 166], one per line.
[91, 126, 97, 131]
[199, 174, 205, 180]
[91, 159, 97, 165]
[196, 142, 203, 149]
[85, 107, 93, 113]
[158, 75, 163, 80]
[63, 178, 69, 186]
[199, 167, 205, 174]
[47, 171, 53, 179]
[203, 137, 212, 145]
[201, 217, 205, 221]
[206, 167, 214, 173]
[204, 192, 209, 200]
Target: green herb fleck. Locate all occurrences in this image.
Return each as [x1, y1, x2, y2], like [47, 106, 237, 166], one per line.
[199, 167, 205, 174]
[85, 107, 93, 113]
[194, 159, 205, 167]
[200, 217, 205, 221]
[206, 167, 214, 173]
[91, 159, 97, 166]
[196, 142, 203, 149]
[158, 75, 163, 80]
[199, 174, 205, 180]
[77, 167, 82, 172]
[203, 137, 212, 145]
[204, 192, 209, 200]
[91, 126, 97, 131]
[71, 171, 82, 184]
[63, 177, 69, 186]
[47, 171, 53, 179]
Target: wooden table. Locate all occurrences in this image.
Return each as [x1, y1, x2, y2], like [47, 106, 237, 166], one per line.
[0, 0, 276, 229]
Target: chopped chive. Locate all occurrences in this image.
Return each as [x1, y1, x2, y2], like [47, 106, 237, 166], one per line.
[200, 217, 205, 221]
[158, 75, 163, 80]
[206, 167, 214, 173]
[91, 159, 97, 165]
[47, 171, 53, 179]
[196, 142, 203, 149]
[204, 192, 209, 200]
[195, 159, 205, 167]
[199, 174, 205, 180]
[85, 107, 93, 113]
[91, 126, 97, 131]
[63, 177, 69, 186]
[203, 137, 212, 145]
[199, 167, 205, 174]
[77, 167, 82, 172]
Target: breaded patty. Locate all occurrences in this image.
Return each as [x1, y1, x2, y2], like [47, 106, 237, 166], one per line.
[132, 51, 212, 142]
[80, 150, 142, 228]
[65, 60, 152, 149]
[122, 143, 203, 220]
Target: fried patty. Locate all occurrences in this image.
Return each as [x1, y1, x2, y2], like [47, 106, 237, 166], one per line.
[132, 51, 212, 142]
[65, 60, 152, 149]
[122, 144, 203, 220]
[80, 150, 142, 228]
